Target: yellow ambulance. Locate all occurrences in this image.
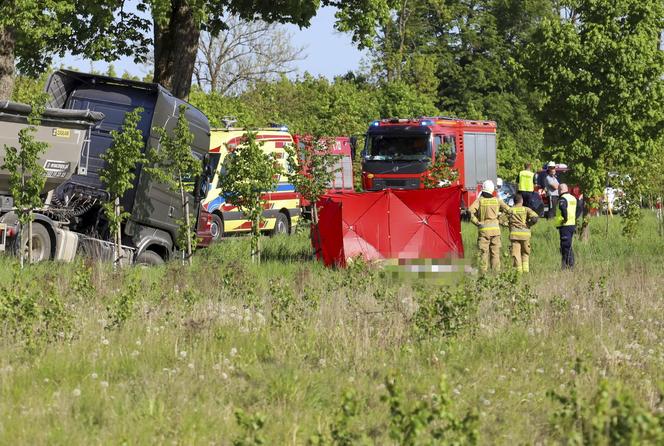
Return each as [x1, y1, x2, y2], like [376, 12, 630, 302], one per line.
[200, 126, 301, 242]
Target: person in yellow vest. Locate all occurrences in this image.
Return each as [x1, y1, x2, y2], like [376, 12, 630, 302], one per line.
[469, 179, 511, 272]
[517, 162, 536, 210]
[507, 193, 539, 273]
[556, 183, 578, 269]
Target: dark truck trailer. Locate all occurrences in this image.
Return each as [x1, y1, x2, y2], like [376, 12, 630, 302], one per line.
[44, 70, 210, 264]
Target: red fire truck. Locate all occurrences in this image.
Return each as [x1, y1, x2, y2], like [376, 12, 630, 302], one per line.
[360, 117, 497, 209]
[295, 135, 355, 209]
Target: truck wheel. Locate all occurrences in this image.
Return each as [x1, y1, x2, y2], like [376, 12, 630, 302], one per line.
[28, 223, 52, 262]
[135, 250, 165, 266]
[210, 214, 224, 242]
[271, 212, 290, 236]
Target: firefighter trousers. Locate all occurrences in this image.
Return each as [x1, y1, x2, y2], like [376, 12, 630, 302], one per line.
[510, 238, 531, 273]
[478, 233, 501, 272]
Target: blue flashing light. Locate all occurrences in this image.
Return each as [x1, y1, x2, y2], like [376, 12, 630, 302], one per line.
[371, 120, 380, 127]
[420, 120, 434, 126]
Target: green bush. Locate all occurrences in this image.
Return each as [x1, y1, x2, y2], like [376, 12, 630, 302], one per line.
[548, 360, 664, 445]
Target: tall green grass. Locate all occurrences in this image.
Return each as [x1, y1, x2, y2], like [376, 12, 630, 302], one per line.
[0, 213, 662, 444]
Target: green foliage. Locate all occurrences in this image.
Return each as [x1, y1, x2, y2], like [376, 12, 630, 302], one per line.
[105, 275, 138, 330]
[2, 94, 49, 226]
[232, 409, 266, 446]
[309, 391, 367, 445]
[10, 72, 50, 104]
[2, 94, 49, 265]
[0, 1, 150, 91]
[284, 135, 338, 223]
[548, 359, 664, 445]
[0, 267, 72, 349]
[422, 145, 460, 189]
[70, 260, 94, 301]
[476, 270, 539, 323]
[216, 132, 282, 263]
[149, 105, 200, 259]
[382, 374, 479, 445]
[413, 283, 478, 339]
[524, 0, 664, 233]
[99, 107, 146, 238]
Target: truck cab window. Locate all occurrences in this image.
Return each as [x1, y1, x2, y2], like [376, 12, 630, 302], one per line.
[435, 135, 457, 166]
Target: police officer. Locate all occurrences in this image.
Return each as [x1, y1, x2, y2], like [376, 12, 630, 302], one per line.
[469, 180, 511, 272]
[508, 193, 539, 273]
[556, 183, 577, 269]
[517, 162, 536, 210]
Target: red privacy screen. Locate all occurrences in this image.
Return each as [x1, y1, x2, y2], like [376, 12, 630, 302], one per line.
[312, 187, 464, 267]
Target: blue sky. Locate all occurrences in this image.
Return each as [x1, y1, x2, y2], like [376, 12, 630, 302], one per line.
[59, 6, 365, 80]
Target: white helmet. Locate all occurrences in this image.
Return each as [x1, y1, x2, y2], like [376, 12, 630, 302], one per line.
[496, 177, 503, 188]
[482, 179, 495, 194]
[546, 161, 556, 168]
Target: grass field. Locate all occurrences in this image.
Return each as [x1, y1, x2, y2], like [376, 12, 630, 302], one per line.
[0, 213, 663, 444]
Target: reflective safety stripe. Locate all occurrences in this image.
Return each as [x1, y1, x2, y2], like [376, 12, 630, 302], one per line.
[480, 224, 500, 231]
[510, 230, 531, 236]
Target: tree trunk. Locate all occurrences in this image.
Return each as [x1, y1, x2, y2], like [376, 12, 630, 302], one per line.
[27, 216, 32, 264]
[252, 215, 260, 264]
[179, 178, 193, 266]
[18, 221, 24, 268]
[114, 197, 121, 269]
[0, 26, 15, 101]
[152, 1, 200, 99]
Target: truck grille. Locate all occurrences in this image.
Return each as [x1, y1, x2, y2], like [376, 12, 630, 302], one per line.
[371, 178, 421, 190]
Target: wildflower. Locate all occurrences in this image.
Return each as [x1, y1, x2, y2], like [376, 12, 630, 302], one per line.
[100, 381, 109, 389]
[43, 378, 50, 383]
[135, 340, 142, 346]
[91, 373, 98, 380]
[101, 338, 110, 346]
[536, 368, 544, 374]
[453, 388, 461, 396]
[188, 363, 195, 370]
[482, 398, 491, 406]
[230, 347, 238, 357]
[318, 358, 326, 368]
[72, 388, 81, 397]
[221, 372, 229, 380]
[131, 350, 139, 358]
[179, 350, 187, 359]
[488, 389, 495, 395]
[199, 375, 205, 380]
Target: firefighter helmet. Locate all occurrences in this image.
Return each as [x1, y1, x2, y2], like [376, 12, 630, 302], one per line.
[482, 179, 495, 194]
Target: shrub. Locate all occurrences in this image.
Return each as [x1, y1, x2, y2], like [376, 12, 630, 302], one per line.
[413, 282, 479, 339]
[548, 359, 664, 444]
[382, 374, 479, 445]
[0, 269, 72, 348]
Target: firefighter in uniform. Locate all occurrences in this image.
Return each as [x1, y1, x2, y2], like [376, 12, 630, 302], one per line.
[507, 193, 539, 273]
[556, 183, 577, 269]
[469, 179, 511, 272]
[517, 162, 536, 210]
